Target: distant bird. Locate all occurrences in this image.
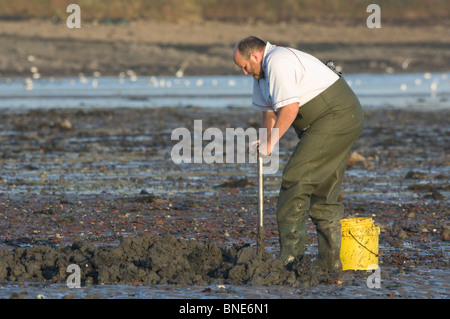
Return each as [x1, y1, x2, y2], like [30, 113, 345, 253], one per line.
[24, 77, 33, 90]
[126, 69, 138, 82]
[175, 69, 184, 78]
[79, 72, 88, 84]
[401, 58, 410, 70]
[430, 80, 438, 92]
[176, 55, 194, 78]
[30, 66, 40, 79]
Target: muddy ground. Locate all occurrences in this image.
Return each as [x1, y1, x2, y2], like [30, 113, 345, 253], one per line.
[0, 106, 448, 298]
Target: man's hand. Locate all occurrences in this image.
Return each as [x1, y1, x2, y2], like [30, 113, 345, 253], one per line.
[251, 103, 298, 157]
[250, 139, 272, 157]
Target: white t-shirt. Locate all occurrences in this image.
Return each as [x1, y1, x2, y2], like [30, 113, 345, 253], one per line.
[252, 42, 339, 112]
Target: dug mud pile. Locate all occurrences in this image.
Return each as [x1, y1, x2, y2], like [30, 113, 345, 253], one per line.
[0, 235, 346, 287]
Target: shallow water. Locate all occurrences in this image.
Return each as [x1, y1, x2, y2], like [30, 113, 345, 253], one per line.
[0, 72, 449, 110]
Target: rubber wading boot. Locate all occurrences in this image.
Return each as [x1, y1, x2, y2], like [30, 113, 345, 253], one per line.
[277, 223, 306, 265]
[317, 225, 342, 271]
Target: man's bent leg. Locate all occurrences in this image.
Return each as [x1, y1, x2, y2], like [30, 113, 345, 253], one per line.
[308, 99, 363, 271]
[276, 140, 317, 264]
[276, 125, 327, 264]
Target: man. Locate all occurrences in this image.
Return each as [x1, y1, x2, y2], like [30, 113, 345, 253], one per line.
[233, 36, 364, 271]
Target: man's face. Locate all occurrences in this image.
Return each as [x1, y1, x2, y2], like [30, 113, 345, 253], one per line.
[234, 50, 264, 80]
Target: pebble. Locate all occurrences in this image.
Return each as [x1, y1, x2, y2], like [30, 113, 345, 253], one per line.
[398, 230, 408, 240]
[57, 119, 73, 131]
[441, 227, 450, 239]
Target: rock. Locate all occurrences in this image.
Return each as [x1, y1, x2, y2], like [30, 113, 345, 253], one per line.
[397, 230, 408, 240]
[9, 292, 26, 299]
[213, 177, 254, 188]
[347, 151, 367, 166]
[442, 227, 450, 240]
[405, 171, 428, 179]
[424, 190, 444, 200]
[56, 119, 73, 131]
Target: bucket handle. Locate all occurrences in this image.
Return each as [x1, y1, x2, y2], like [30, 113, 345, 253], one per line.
[348, 231, 379, 257]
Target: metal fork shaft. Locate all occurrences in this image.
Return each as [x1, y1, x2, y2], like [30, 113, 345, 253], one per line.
[257, 154, 265, 256]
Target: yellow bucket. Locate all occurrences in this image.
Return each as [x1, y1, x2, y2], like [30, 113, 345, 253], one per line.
[340, 217, 380, 270]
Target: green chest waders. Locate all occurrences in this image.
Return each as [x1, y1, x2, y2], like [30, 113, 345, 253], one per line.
[276, 77, 364, 270]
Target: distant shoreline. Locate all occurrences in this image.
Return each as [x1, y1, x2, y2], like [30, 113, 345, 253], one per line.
[1, 19, 449, 78]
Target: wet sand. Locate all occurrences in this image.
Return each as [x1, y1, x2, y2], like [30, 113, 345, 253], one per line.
[0, 106, 448, 298]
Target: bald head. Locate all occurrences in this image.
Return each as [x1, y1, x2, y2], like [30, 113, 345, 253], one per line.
[233, 36, 266, 60]
[233, 36, 266, 80]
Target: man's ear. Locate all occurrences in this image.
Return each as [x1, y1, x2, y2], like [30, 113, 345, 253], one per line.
[249, 52, 262, 63]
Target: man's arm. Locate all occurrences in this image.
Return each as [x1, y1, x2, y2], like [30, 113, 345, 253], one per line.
[262, 110, 276, 131]
[259, 102, 299, 156]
